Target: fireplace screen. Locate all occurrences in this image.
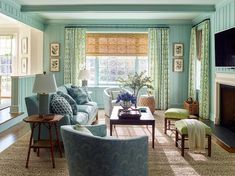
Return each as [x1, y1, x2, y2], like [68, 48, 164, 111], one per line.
[220, 84, 235, 133]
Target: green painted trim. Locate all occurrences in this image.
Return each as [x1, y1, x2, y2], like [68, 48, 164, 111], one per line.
[215, 0, 234, 9]
[0, 0, 44, 31]
[21, 4, 215, 12]
[46, 19, 193, 25]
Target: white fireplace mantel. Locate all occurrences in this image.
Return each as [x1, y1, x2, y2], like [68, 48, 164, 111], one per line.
[214, 73, 235, 124]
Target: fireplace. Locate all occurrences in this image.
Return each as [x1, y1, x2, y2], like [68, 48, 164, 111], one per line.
[220, 84, 235, 132]
[215, 73, 235, 125]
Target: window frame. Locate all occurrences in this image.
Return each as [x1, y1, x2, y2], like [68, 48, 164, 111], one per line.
[86, 55, 148, 86]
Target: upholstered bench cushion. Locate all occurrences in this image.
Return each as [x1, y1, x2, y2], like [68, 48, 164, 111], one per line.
[165, 108, 189, 119]
[175, 120, 211, 135]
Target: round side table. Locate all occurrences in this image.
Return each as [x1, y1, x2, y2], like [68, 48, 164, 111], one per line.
[138, 95, 156, 114]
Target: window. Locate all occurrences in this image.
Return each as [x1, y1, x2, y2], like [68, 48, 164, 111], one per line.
[86, 33, 148, 85]
[0, 35, 14, 97]
[0, 35, 13, 75]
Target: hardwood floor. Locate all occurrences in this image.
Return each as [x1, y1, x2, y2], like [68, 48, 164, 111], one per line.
[0, 107, 23, 125]
[0, 110, 105, 154]
[0, 121, 30, 153]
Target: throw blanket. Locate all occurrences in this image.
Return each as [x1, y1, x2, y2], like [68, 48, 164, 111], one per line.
[182, 119, 206, 153]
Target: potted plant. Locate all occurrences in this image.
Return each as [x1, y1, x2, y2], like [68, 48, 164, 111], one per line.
[117, 71, 154, 107]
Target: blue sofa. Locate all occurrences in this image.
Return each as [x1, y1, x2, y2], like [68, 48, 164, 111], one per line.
[25, 84, 98, 140]
[61, 124, 148, 176]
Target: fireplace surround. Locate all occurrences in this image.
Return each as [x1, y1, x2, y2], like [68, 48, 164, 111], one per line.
[215, 73, 235, 125]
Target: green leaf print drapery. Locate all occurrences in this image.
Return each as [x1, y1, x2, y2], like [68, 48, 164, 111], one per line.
[188, 20, 210, 119]
[64, 28, 86, 85]
[148, 28, 169, 110]
[188, 27, 197, 100]
[199, 20, 210, 119]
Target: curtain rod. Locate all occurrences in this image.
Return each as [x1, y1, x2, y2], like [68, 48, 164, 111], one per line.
[192, 18, 210, 28]
[65, 24, 170, 29]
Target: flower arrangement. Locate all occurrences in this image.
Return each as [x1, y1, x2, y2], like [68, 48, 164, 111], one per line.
[116, 92, 136, 110]
[116, 92, 136, 104]
[117, 71, 154, 97]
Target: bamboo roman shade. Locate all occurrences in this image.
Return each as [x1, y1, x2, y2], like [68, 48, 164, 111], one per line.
[86, 33, 148, 56]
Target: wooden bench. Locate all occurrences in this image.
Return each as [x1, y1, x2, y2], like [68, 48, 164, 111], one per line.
[175, 120, 212, 157]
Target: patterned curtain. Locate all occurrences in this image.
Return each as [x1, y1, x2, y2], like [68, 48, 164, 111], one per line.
[188, 27, 197, 100]
[199, 20, 210, 119]
[148, 28, 169, 110]
[64, 28, 86, 85]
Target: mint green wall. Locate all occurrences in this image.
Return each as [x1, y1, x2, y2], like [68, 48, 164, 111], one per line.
[44, 24, 65, 85]
[209, 0, 235, 121]
[43, 23, 192, 108]
[192, 0, 235, 121]
[169, 25, 191, 108]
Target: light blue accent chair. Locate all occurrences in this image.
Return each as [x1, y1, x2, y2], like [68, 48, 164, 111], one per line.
[103, 87, 132, 117]
[61, 124, 148, 176]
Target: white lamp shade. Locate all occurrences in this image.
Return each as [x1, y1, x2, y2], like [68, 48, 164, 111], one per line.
[78, 70, 90, 80]
[33, 73, 57, 94]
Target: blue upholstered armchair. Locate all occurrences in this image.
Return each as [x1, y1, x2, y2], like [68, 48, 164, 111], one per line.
[61, 124, 148, 176]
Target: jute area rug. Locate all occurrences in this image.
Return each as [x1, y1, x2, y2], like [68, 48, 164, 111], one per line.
[1, 111, 235, 176]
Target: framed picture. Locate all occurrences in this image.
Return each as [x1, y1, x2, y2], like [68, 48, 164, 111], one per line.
[21, 37, 28, 54]
[50, 43, 60, 57]
[173, 43, 184, 57]
[21, 57, 28, 74]
[173, 58, 183, 72]
[50, 58, 60, 72]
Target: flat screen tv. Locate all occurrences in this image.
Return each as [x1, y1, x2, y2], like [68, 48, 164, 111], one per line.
[215, 27, 235, 67]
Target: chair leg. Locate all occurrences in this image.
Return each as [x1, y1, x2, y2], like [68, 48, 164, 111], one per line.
[181, 134, 185, 157]
[175, 129, 178, 147]
[208, 135, 211, 157]
[164, 118, 167, 134]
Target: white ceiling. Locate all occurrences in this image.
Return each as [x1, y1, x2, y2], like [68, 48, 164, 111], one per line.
[0, 13, 21, 26]
[1, 0, 219, 24]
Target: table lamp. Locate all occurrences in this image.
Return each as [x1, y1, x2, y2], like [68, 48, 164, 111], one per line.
[33, 72, 57, 117]
[78, 69, 90, 87]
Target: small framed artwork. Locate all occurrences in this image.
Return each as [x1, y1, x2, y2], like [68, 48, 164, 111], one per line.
[50, 43, 60, 57]
[173, 43, 184, 57]
[50, 58, 60, 72]
[21, 37, 28, 54]
[21, 57, 28, 74]
[173, 58, 183, 72]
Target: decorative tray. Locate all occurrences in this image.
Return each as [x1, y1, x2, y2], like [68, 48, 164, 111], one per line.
[118, 109, 141, 120]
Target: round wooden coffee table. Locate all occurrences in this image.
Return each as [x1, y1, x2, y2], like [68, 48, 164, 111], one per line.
[138, 95, 155, 114]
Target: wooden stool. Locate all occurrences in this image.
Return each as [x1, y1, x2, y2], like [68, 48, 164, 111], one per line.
[138, 95, 155, 114]
[175, 119, 212, 157]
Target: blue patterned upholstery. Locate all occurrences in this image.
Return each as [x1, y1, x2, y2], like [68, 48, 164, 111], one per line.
[51, 94, 73, 115]
[61, 124, 148, 176]
[67, 86, 89, 105]
[25, 84, 98, 141]
[57, 91, 78, 115]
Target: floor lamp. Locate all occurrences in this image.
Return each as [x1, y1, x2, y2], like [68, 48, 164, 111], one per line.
[33, 72, 57, 118]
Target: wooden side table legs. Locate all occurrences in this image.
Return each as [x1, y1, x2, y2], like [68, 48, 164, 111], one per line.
[48, 123, 55, 168]
[25, 122, 63, 168]
[37, 123, 41, 157]
[54, 123, 63, 158]
[26, 123, 35, 168]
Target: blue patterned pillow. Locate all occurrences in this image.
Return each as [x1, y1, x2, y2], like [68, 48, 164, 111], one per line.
[51, 94, 73, 116]
[67, 86, 89, 105]
[57, 91, 78, 115]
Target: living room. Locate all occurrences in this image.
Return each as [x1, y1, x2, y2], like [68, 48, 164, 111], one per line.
[0, 0, 235, 175]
